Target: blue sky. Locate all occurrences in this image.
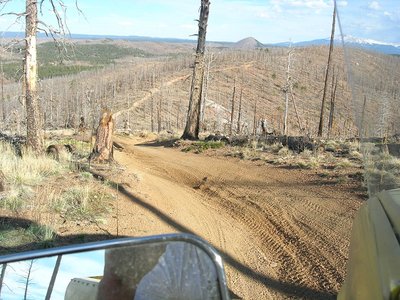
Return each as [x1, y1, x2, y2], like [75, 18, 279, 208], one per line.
[0, 0, 399, 44]
[1, 250, 104, 299]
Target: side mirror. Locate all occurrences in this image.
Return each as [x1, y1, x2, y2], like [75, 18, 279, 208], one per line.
[0, 233, 230, 300]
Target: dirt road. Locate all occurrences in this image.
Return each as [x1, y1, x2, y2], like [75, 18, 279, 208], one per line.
[109, 135, 363, 299]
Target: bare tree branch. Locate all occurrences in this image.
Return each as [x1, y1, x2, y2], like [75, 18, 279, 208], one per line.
[0, 12, 26, 17]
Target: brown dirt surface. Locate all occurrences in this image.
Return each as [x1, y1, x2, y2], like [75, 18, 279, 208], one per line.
[96, 135, 364, 300]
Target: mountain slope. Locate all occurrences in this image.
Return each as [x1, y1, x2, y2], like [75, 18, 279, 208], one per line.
[234, 37, 264, 49]
[270, 37, 400, 55]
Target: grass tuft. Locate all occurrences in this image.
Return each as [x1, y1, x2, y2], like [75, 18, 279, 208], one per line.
[297, 157, 320, 169]
[51, 185, 113, 222]
[27, 224, 55, 242]
[182, 141, 225, 153]
[335, 158, 354, 169]
[0, 142, 65, 187]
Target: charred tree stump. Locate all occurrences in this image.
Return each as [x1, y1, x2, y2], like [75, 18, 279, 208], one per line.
[90, 109, 114, 163]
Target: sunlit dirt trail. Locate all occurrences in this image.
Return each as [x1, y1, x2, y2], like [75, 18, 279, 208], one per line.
[109, 135, 363, 299]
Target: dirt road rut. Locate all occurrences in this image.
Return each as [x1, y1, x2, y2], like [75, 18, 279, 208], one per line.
[110, 136, 363, 299]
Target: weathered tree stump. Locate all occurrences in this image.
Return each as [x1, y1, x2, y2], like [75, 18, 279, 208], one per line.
[90, 109, 114, 163]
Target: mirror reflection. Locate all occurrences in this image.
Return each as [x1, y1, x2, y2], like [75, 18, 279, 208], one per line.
[0, 241, 221, 300]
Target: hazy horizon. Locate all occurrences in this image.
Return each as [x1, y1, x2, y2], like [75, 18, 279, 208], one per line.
[0, 1, 399, 45]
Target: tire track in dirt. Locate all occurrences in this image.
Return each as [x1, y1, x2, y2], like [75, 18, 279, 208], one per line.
[114, 137, 275, 299]
[112, 136, 363, 299]
[191, 168, 357, 298]
[201, 180, 326, 297]
[207, 177, 355, 297]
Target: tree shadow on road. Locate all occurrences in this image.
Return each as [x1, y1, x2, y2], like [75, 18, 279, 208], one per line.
[102, 177, 336, 300]
[1, 177, 337, 300]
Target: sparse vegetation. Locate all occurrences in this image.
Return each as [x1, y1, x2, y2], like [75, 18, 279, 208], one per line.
[335, 158, 354, 169]
[262, 142, 283, 153]
[296, 157, 320, 169]
[364, 149, 400, 194]
[0, 143, 68, 205]
[51, 185, 113, 222]
[182, 140, 225, 153]
[27, 224, 55, 243]
[213, 137, 364, 176]
[0, 138, 115, 250]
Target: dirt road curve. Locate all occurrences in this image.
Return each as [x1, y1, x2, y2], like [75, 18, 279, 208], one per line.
[110, 135, 363, 300]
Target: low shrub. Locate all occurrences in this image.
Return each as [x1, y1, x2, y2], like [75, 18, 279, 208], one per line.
[182, 141, 225, 153]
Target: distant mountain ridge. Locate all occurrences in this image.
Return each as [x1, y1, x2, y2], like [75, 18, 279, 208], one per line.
[0, 31, 198, 44]
[270, 36, 400, 55]
[2, 31, 399, 55]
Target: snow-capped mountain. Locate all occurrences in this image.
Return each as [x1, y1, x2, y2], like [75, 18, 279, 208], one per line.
[269, 36, 400, 55]
[342, 35, 400, 48]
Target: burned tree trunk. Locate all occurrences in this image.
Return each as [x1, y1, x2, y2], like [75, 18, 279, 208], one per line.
[1, 62, 5, 124]
[253, 98, 258, 135]
[318, 3, 336, 137]
[360, 95, 368, 138]
[181, 0, 210, 140]
[25, 0, 43, 152]
[237, 87, 243, 134]
[230, 79, 236, 135]
[157, 96, 162, 133]
[328, 70, 338, 138]
[283, 49, 293, 136]
[90, 109, 114, 163]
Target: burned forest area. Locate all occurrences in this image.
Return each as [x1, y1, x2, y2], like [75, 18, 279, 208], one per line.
[1, 36, 400, 300]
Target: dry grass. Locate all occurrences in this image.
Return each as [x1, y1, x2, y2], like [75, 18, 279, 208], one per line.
[296, 157, 321, 169]
[51, 184, 114, 222]
[0, 139, 116, 250]
[181, 140, 226, 154]
[0, 142, 67, 211]
[223, 138, 364, 173]
[364, 149, 400, 194]
[335, 158, 354, 169]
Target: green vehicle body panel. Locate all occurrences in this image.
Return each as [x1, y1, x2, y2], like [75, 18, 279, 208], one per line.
[338, 189, 400, 300]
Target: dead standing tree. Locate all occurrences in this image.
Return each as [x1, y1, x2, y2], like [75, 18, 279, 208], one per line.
[327, 67, 338, 138]
[90, 108, 114, 163]
[229, 79, 236, 135]
[237, 87, 243, 134]
[283, 47, 293, 135]
[181, 0, 210, 140]
[25, 0, 43, 152]
[3, 0, 82, 152]
[318, 2, 336, 137]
